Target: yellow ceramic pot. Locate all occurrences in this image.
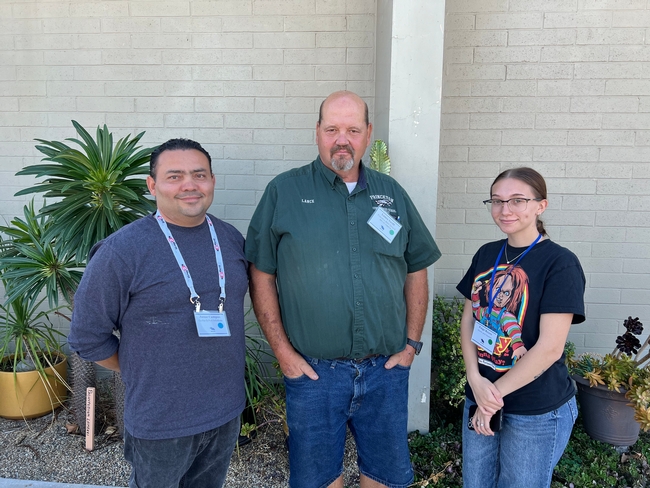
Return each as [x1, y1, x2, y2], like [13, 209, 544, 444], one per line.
[0, 354, 68, 420]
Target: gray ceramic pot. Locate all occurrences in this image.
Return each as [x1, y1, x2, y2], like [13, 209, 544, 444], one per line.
[573, 374, 640, 447]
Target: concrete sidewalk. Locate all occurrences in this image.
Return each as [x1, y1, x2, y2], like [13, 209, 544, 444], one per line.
[0, 479, 121, 488]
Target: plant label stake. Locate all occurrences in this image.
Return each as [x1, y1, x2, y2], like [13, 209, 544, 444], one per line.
[85, 387, 95, 451]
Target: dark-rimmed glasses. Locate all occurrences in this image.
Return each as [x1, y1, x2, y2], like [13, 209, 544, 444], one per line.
[483, 198, 543, 213]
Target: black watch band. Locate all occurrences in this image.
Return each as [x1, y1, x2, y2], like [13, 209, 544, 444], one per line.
[406, 338, 423, 355]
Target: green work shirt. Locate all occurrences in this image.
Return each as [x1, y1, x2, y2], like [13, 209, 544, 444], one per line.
[246, 157, 441, 359]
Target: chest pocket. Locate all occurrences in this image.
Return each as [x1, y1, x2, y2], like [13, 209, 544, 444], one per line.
[371, 223, 408, 258]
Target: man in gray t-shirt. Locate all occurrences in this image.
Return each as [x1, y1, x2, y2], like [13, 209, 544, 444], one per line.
[69, 139, 248, 488]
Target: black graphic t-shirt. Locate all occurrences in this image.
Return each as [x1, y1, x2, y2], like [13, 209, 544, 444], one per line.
[457, 238, 586, 415]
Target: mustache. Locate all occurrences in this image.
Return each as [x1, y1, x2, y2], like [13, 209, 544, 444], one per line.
[331, 145, 354, 157]
[175, 192, 203, 199]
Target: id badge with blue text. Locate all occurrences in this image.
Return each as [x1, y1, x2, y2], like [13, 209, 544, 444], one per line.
[194, 310, 231, 337]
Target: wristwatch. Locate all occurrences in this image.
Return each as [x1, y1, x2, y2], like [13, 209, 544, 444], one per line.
[406, 338, 423, 355]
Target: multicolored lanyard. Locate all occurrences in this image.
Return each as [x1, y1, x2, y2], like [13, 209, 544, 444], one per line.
[155, 211, 226, 312]
[486, 234, 541, 321]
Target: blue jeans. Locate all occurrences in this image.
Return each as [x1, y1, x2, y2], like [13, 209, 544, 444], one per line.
[123, 416, 240, 488]
[284, 354, 414, 488]
[462, 396, 577, 488]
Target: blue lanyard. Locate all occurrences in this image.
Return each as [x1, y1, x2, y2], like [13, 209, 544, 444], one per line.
[486, 234, 541, 320]
[155, 211, 226, 312]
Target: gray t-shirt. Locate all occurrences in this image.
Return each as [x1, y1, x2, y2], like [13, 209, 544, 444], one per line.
[69, 214, 248, 440]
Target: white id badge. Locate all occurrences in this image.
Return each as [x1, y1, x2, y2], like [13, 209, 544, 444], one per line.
[367, 207, 402, 243]
[194, 310, 231, 337]
[471, 320, 498, 354]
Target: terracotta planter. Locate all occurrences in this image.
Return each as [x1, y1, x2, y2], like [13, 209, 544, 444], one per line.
[573, 374, 640, 446]
[0, 354, 68, 420]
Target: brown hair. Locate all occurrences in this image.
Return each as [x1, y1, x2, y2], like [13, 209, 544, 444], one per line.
[491, 167, 548, 237]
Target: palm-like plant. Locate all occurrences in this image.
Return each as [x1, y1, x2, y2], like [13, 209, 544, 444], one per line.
[15, 120, 156, 260]
[0, 201, 82, 308]
[0, 290, 70, 418]
[2, 120, 157, 429]
[0, 294, 65, 374]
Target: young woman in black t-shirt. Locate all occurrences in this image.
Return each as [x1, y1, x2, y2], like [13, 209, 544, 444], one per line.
[457, 167, 585, 488]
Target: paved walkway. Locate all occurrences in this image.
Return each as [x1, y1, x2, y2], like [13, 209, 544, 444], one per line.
[0, 480, 119, 488]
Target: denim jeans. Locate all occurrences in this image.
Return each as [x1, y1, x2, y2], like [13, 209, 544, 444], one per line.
[123, 415, 240, 488]
[284, 354, 413, 488]
[462, 396, 577, 488]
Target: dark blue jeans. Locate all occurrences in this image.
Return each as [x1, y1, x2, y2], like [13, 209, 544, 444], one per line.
[123, 416, 240, 488]
[284, 354, 413, 488]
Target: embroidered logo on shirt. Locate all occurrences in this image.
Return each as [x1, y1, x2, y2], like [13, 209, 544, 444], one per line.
[370, 194, 394, 208]
[370, 194, 398, 218]
[301, 199, 315, 204]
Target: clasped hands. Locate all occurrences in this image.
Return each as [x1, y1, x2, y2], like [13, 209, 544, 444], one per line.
[470, 376, 503, 436]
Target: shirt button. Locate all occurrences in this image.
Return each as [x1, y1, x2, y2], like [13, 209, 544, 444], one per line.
[350, 221, 355, 225]
[356, 301, 361, 306]
[352, 247, 357, 252]
[354, 274, 359, 279]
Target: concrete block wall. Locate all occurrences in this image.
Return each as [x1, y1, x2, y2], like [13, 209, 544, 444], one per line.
[0, 0, 377, 235]
[438, 0, 650, 355]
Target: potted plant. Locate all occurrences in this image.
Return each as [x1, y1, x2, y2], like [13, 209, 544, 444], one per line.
[0, 201, 82, 419]
[567, 316, 650, 446]
[5, 121, 156, 432]
[0, 293, 69, 419]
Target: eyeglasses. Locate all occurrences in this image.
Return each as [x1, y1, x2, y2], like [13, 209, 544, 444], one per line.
[483, 198, 543, 213]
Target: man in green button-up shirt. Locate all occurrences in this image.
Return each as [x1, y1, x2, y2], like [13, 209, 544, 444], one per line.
[246, 91, 441, 488]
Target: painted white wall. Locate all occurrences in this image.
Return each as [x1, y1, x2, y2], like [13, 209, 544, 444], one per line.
[375, 0, 446, 433]
[0, 0, 377, 236]
[436, 0, 650, 356]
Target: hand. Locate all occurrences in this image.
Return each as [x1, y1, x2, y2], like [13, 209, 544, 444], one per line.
[384, 346, 415, 369]
[472, 280, 484, 295]
[278, 349, 319, 380]
[468, 375, 504, 415]
[471, 409, 496, 436]
[512, 346, 528, 359]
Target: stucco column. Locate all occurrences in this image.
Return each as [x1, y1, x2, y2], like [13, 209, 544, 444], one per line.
[375, 0, 446, 433]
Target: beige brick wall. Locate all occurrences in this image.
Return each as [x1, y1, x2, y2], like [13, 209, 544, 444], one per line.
[438, 0, 650, 355]
[0, 0, 376, 234]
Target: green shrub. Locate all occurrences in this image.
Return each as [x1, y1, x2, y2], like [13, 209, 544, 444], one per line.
[551, 420, 650, 487]
[409, 424, 463, 487]
[409, 415, 650, 488]
[431, 296, 466, 408]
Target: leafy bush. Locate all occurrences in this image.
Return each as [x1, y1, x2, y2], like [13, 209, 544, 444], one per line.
[409, 415, 650, 488]
[409, 424, 463, 487]
[552, 420, 650, 487]
[431, 296, 466, 408]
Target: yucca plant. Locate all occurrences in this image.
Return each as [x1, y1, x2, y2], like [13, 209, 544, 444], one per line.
[0, 294, 66, 374]
[0, 290, 70, 419]
[15, 120, 156, 260]
[0, 200, 83, 308]
[5, 120, 157, 431]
